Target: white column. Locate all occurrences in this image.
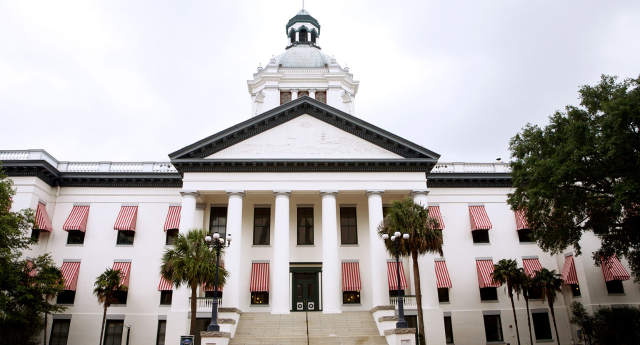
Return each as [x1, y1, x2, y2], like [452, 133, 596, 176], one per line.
[295, 31, 299, 42]
[223, 190, 245, 310]
[411, 189, 429, 207]
[321, 190, 341, 313]
[272, 190, 291, 314]
[308, 88, 316, 99]
[291, 88, 299, 100]
[179, 190, 198, 233]
[307, 31, 311, 42]
[366, 190, 390, 307]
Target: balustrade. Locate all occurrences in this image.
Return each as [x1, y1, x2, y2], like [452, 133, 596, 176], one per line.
[189, 297, 223, 311]
[389, 295, 417, 308]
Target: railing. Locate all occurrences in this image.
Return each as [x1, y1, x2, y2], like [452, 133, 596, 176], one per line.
[154, 163, 178, 172]
[280, 69, 329, 74]
[431, 162, 510, 174]
[190, 297, 223, 311]
[67, 163, 100, 172]
[0, 151, 30, 160]
[389, 295, 417, 308]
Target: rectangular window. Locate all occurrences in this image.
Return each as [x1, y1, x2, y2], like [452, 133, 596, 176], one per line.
[517, 229, 532, 243]
[116, 230, 134, 245]
[528, 286, 542, 300]
[480, 287, 498, 301]
[389, 289, 405, 297]
[444, 316, 454, 344]
[343, 291, 360, 304]
[56, 290, 76, 305]
[251, 291, 269, 305]
[483, 315, 504, 342]
[104, 320, 124, 345]
[472, 230, 490, 244]
[340, 207, 358, 244]
[438, 287, 450, 303]
[253, 208, 271, 245]
[205, 291, 223, 299]
[315, 92, 326, 103]
[113, 291, 128, 305]
[50, 319, 71, 345]
[31, 229, 41, 241]
[66, 230, 85, 244]
[209, 207, 227, 240]
[160, 291, 172, 305]
[606, 280, 625, 294]
[382, 206, 390, 218]
[156, 320, 166, 345]
[532, 312, 553, 340]
[165, 229, 178, 245]
[297, 207, 314, 245]
[280, 92, 292, 105]
[571, 283, 581, 297]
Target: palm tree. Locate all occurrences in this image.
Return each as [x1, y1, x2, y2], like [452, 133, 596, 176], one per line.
[491, 259, 523, 345]
[160, 228, 228, 336]
[378, 197, 443, 345]
[520, 272, 534, 345]
[532, 268, 564, 345]
[93, 268, 128, 345]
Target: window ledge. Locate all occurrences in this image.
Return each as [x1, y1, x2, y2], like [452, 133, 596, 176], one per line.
[250, 304, 270, 307]
[296, 245, 315, 247]
[473, 243, 491, 246]
[480, 300, 499, 303]
[164, 245, 174, 248]
[56, 304, 74, 306]
[159, 304, 172, 307]
[607, 293, 626, 296]
[115, 244, 134, 247]
[519, 242, 535, 245]
[111, 304, 127, 307]
[439, 301, 451, 304]
[340, 244, 359, 247]
[535, 340, 554, 343]
[486, 342, 505, 345]
[65, 244, 84, 247]
[342, 304, 362, 306]
[252, 245, 271, 247]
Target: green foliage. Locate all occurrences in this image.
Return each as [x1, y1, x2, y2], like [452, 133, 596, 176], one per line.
[570, 302, 640, 345]
[508, 75, 640, 281]
[569, 302, 595, 345]
[93, 268, 128, 309]
[532, 268, 564, 344]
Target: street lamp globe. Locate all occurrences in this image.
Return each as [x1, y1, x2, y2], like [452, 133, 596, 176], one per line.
[213, 232, 220, 239]
[227, 233, 232, 242]
[403, 233, 409, 239]
[391, 236, 396, 241]
[205, 235, 212, 243]
[394, 231, 401, 238]
[381, 234, 389, 240]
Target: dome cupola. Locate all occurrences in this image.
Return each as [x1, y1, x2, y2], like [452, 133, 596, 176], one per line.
[286, 9, 321, 49]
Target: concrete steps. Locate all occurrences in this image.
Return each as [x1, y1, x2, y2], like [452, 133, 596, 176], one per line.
[229, 311, 388, 345]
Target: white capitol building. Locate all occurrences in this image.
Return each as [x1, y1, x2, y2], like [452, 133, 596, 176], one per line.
[3, 8, 638, 345]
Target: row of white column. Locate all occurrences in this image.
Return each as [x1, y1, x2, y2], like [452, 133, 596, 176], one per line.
[176, 189, 430, 314]
[289, 88, 320, 100]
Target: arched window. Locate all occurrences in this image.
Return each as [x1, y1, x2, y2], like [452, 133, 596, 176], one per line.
[315, 92, 326, 103]
[280, 92, 292, 105]
[299, 29, 308, 42]
[289, 30, 296, 43]
[311, 31, 317, 43]
[298, 91, 309, 98]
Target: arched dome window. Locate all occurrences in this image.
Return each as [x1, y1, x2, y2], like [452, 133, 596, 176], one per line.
[315, 92, 326, 103]
[299, 28, 308, 42]
[289, 29, 296, 43]
[298, 91, 309, 98]
[311, 30, 317, 43]
[280, 92, 292, 105]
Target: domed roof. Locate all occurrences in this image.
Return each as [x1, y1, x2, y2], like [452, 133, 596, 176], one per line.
[275, 45, 332, 68]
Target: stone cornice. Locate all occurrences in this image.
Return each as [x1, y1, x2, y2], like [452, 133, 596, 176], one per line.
[427, 173, 512, 188]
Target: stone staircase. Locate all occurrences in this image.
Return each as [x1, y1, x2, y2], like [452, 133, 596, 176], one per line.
[229, 311, 388, 345]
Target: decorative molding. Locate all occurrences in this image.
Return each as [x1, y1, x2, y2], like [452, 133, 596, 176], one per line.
[428, 173, 512, 188]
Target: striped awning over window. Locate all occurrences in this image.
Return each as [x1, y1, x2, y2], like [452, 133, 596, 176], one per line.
[60, 261, 81, 291]
[522, 258, 543, 278]
[515, 210, 530, 230]
[561, 255, 579, 285]
[434, 260, 452, 288]
[204, 262, 224, 292]
[600, 255, 630, 282]
[429, 206, 445, 230]
[114, 206, 138, 231]
[35, 202, 52, 232]
[158, 276, 172, 291]
[250, 263, 269, 292]
[164, 206, 181, 231]
[63, 206, 90, 232]
[476, 260, 500, 288]
[387, 261, 408, 290]
[112, 262, 132, 287]
[342, 262, 361, 291]
[469, 206, 492, 231]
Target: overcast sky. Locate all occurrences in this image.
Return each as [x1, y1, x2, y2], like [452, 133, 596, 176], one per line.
[1, 0, 638, 163]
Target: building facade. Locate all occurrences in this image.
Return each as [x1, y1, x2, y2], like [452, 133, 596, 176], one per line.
[2, 9, 638, 345]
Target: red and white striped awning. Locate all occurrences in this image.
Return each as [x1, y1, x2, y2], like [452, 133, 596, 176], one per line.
[561, 255, 579, 285]
[342, 262, 361, 291]
[60, 261, 81, 291]
[428, 206, 445, 230]
[515, 210, 530, 230]
[158, 276, 173, 291]
[250, 263, 269, 292]
[469, 206, 492, 231]
[434, 260, 452, 288]
[114, 206, 138, 231]
[63, 206, 90, 232]
[164, 206, 181, 231]
[387, 261, 408, 290]
[476, 260, 501, 288]
[35, 202, 52, 232]
[112, 262, 132, 287]
[600, 255, 630, 282]
[204, 262, 224, 292]
[522, 258, 543, 278]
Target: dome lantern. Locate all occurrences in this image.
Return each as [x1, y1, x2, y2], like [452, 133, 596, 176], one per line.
[286, 9, 321, 49]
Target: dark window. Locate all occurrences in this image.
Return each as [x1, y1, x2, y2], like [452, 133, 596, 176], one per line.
[480, 287, 498, 301]
[289, 30, 296, 42]
[528, 286, 543, 300]
[438, 288, 450, 303]
[340, 207, 358, 244]
[280, 92, 292, 105]
[56, 290, 76, 305]
[113, 291, 128, 305]
[160, 291, 172, 305]
[532, 312, 553, 340]
[165, 229, 178, 245]
[315, 92, 326, 103]
[311, 31, 317, 43]
[297, 207, 314, 245]
[205, 291, 223, 299]
[209, 207, 227, 240]
[50, 319, 71, 345]
[104, 320, 124, 345]
[472, 230, 490, 244]
[299, 29, 308, 42]
[343, 291, 360, 304]
[116, 230, 134, 245]
[253, 208, 271, 245]
[606, 280, 625, 294]
[389, 289, 405, 297]
[444, 316, 454, 344]
[66, 230, 85, 244]
[517, 229, 532, 243]
[382, 206, 390, 218]
[156, 320, 166, 345]
[31, 229, 41, 241]
[571, 283, 582, 297]
[483, 315, 504, 342]
[298, 91, 309, 98]
[251, 291, 269, 305]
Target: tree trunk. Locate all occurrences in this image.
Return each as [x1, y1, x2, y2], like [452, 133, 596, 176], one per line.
[508, 288, 521, 345]
[548, 299, 560, 345]
[99, 305, 107, 345]
[190, 283, 198, 336]
[411, 251, 426, 345]
[524, 296, 533, 345]
[44, 312, 48, 345]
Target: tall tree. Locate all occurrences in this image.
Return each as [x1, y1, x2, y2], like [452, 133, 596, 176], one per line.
[160, 228, 228, 336]
[491, 259, 523, 345]
[93, 268, 128, 345]
[378, 197, 443, 345]
[532, 268, 564, 345]
[508, 75, 640, 280]
[520, 272, 534, 345]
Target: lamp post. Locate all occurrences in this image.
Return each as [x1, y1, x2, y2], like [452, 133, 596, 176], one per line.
[382, 231, 410, 328]
[204, 232, 232, 332]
